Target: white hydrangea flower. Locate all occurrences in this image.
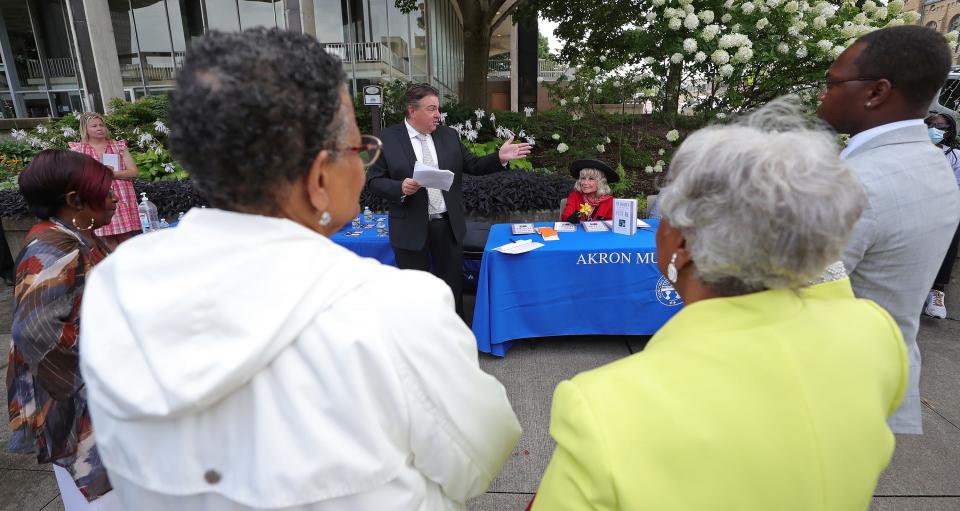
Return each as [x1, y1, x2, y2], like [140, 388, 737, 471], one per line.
[664, 7, 679, 18]
[756, 17, 770, 30]
[817, 40, 834, 51]
[153, 120, 169, 134]
[440, 112, 448, 123]
[537, 77, 544, 83]
[669, 17, 683, 30]
[524, 106, 534, 117]
[596, 144, 605, 153]
[36, 126, 48, 134]
[830, 45, 845, 58]
[72, 111, 81, 120]
[666, 129, 680, 142]
[11, 129, 27, 141]
[719, 64, 735, 78]
[474, 109, 485, 118]
[593, 66, 601, 73]
[699, 10, 715, 23]
[796, 45, 808, 58]
[951, 40, 959, 51]
[61, 127, 77, 139]
[599, 55, 607, 62]
[788, 25, 802, 37]
[766, 0, 781, 7]
[813, 16, 827, 29]
[656, 159, 666, 167]
[742, 2, 755, 14]
[654, 164, 664, 173]
[716, 112, 727, 119]
[162, 162, 176, 173]
[559, 98, 568, 106]
[777, 42, 790, 53]
[613, 80, 621, 87]
[901, 11, 920, 23]
[643, 56, 656, 65]
[694, 51, 707, 62]
[645, 166, 654, 174]
[653, 0, 666, 6]
[552, 133, 560, 140]
[571, 112, 583, 121]
[557, 142, 569, 153]
[721, 13, 733, 22]
[853, 12, 867, 24]
[671, 52, 684, 64]
[724, 0, 735, 8]
[138, 132, 155, 148]
[701, 24, 719, 41]
[572, 96, 580, 103]
[646, 11, 658, 22]
[784, 0, 799, 12]
[711, 49, 731, 64]
[886, 17, 904, 26]
[658, 148, 666, 155]
[734, 47, 754, 63]
[27, 137, 42, 147]
[731, 23, 741, 32]
[465, 129, 478, 142]
[684, 13, 700, 29]
[526, 136, 536, 146]
[682, 38, 697, 53]
[888, 0, 904, 15]
[605, 136, 611, 143]
[874, 6, 887, 18]
[862, 0, 877, 13]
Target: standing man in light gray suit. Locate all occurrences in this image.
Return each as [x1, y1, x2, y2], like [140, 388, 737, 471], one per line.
[818, 25, 960, 434]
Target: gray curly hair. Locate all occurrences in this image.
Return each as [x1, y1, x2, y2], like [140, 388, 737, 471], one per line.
[657, 96, 867, 296]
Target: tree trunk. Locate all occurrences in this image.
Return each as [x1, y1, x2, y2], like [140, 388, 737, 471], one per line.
[663, 62, 682, 119]
[461, 1, 492, 108]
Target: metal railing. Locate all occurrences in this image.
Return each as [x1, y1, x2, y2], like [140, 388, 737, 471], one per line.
[322, 42, 410, 74]
[486, 58, 569, 81]
[25, 57, 76, 79]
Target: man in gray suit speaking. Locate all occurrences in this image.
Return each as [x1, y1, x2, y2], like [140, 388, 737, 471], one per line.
[818, 25, 960, 434]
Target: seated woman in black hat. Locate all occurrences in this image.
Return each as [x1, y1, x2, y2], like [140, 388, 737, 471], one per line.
[561, 159, 619, 223]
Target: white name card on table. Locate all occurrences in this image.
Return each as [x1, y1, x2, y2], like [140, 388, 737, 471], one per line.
[613, 198, 638, 236]
[582, 221, 609, 232]
[412, 161, 454, 191]
[554, 222, 577, 232]
[495, 239, 544, 254]
[511, 223, 535, 235]
[101, 153, 120, 173]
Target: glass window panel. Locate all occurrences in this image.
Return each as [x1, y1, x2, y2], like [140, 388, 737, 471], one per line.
[205, 0, 241, 31]
[0, 66, 9, 90]
[410, 2, 426, 79]
[1, 0, 44, 91]
[0, 92, 14, 118]
[274, 0, 286, 29]
[34, 0, 80, 88]
[131, 0, 176, 87]
[177, 0, 204, 45]
[21, 91, 51, 117]
[109, 0, 146, 88]
[385, 1, 408, 71]
[314, 0, 345, 43]
[164, 0, 188, 72]
[51, 90, 80, 116]
[367, 0, 387, 44]
[239, 0, 279, 30]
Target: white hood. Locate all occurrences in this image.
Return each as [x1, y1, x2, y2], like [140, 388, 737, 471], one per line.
[80, 208, 384, 420]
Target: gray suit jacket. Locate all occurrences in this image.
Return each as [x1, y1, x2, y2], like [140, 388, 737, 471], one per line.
[843, 125, 960, 434]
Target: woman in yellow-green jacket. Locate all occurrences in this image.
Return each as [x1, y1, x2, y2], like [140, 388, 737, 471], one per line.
[532, 99, 909, 511]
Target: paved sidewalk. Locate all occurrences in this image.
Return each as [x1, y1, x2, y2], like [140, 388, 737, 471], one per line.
[1, 276, 958, 511]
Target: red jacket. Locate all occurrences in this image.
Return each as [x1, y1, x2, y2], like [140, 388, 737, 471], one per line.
[561, 191, 613, 222]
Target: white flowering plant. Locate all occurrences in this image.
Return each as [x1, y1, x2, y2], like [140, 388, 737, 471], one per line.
[538, 0, 917, 125]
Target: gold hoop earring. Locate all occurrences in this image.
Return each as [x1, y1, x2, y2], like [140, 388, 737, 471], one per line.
[72, 215, 95, 231]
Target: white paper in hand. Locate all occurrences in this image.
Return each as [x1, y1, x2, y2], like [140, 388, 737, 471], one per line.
[413, 161, 455, 191]
[101, 153, 120, 173]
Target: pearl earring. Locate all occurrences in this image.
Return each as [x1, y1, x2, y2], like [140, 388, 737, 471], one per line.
[319, 211, 331, 226]
[667, 253, 679, 283]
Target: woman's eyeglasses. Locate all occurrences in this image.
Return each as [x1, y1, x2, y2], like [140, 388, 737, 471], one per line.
[332, 134, 382, 167]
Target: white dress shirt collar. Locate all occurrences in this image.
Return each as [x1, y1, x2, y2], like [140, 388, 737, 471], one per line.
[840, 119, 924, 160]
[405, 119, 428, 139]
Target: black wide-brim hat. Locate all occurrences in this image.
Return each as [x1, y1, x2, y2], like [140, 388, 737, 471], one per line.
[569, 159, 619, 184]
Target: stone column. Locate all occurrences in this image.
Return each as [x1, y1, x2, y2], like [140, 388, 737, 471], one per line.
[67, 0, 124, 113]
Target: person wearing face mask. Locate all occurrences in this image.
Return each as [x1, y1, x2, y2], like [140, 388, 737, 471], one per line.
[560, 159, 618, 223]
[923, 113, 960, 318]
[367, 83, 532, 317]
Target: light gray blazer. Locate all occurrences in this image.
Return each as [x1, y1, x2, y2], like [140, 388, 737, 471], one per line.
[843, 124, 960, 434]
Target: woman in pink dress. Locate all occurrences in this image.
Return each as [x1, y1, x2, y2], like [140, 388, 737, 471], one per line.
[69, 112, 141, 249]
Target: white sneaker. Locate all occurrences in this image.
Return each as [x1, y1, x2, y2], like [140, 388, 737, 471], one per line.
[925, 290, 947, 319]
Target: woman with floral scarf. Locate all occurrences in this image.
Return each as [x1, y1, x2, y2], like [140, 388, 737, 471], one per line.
[6, 150, 120, 510]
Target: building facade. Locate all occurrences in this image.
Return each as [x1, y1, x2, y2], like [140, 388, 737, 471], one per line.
[0, 0, 464, 118]
[906, 0, 960, 62]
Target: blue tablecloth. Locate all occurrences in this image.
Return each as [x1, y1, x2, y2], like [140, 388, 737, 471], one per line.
[472, 220, 683, 356]
[330, 214, 396, 266]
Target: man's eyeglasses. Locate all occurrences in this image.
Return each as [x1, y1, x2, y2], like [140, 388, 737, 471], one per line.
[818, 77, 881, 93]
[331, 134, 382, 167]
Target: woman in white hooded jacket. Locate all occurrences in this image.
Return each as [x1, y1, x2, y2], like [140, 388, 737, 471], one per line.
[78, 28, 521, 510]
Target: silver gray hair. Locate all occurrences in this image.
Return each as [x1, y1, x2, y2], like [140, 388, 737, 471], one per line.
[657, 96, 867, 296]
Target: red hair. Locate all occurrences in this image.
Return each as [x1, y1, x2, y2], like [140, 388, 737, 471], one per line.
[19, 150, 114, 220]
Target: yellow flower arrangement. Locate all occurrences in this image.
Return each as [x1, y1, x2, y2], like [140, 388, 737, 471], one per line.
[578, 203, 593, 216]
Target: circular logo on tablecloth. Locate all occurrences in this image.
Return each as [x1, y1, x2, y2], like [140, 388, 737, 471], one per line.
[655, 276, 684, 306]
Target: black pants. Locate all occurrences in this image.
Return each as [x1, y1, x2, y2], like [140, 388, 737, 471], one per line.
[393, 214, 464, 316]
[933, 221, 960, 291]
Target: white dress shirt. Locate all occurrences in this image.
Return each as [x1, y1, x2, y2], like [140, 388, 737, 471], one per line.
[840, 119, 925, 160]
[405, 120, 447, 213]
